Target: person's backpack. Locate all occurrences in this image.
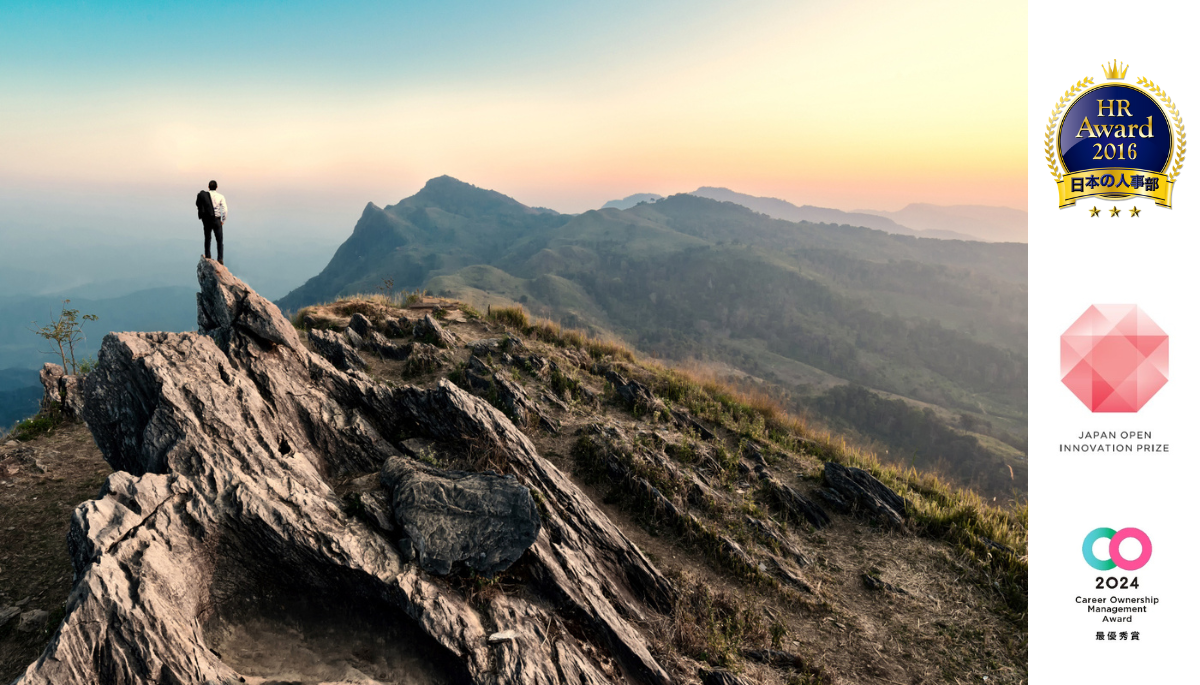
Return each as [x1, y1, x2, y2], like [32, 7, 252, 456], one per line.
[196, 190, 216, 221]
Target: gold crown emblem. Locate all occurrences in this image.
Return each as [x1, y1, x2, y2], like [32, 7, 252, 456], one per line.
[1102, 59, 1129, 80]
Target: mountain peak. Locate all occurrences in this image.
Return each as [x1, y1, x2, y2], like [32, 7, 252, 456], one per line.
[420, 174, 471, 190]
[396, 176, 554, 217]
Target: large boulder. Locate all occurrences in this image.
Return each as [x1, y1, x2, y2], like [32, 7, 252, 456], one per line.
[381, 457, 541, 576]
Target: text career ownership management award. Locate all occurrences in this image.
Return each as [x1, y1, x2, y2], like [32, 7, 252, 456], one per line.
[1046, 60, 1186, 210]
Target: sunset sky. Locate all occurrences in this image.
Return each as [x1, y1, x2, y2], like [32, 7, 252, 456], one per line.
[1, 0, 1026, 218]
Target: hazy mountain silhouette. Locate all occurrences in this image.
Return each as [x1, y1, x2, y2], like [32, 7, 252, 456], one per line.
[0, 287, 198, 372]
[0, 367, 40, 430]
[856, 203, 1028, 243]
[688, 187, 979, 240]
[601, 193, 664, 210]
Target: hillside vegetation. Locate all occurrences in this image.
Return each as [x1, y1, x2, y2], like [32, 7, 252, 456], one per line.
[279, 177, 1028, 499]
[289, 293, 1028, 683]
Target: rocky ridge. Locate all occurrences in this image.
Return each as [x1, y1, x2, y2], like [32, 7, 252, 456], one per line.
[10, 259, 1026, 684]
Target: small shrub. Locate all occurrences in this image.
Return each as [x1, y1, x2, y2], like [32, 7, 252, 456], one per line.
[31, 299, 98, 375]
[9, 405, 63, 441]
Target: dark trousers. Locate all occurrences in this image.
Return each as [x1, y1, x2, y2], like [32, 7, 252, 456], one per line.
[203, 219, 224, 262]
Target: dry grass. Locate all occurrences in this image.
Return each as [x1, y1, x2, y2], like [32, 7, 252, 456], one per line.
[649, 362, 1028, 615]
[655, 569, 770, 667]
[485, 304, 636, 363]
[289, 292, 467, 332]
[480, 305, 1028, 618]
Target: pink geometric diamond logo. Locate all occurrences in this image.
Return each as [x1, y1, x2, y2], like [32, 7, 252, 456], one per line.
[1061, 305, 1168, 413]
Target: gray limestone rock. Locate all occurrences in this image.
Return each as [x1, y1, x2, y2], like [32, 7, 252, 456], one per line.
[308, 328, 368, 371]
[604, 370, 664, 416]
[38, 364, 64, 412]
[824, 461, 909, 528]
[381, 457, 541, 576]
[39, 363, 87, 419]
[348, 313, 374, 337]
[367, 330, 409, 360]
[414, 314, 455, 348]
[403, 342, 443, 377]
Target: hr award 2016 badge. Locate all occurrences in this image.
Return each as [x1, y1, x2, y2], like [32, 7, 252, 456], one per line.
[1045, 60, 1186, 212]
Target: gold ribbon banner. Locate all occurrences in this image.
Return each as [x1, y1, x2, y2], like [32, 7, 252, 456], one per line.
[1057, 169, 1173, 208]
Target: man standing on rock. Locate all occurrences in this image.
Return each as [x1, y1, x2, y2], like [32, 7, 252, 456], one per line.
[196, 180, 228, 265]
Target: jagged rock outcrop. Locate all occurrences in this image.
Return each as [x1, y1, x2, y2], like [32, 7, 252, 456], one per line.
[348, 312, 374, 337]
[38, 363, 86, 419]
[745, 515, 811, 566]
[493, 375, 558, 433]
[37, 364, 63, 411]
[380, 457, 541, 576]
[824, 461, 909, 528]
[309, 327, 368, 371]
[605, 370, 664, 415]
[415, 313, 455, 348]
[344, 313, 409, 360]
[15, 258, 675, 685]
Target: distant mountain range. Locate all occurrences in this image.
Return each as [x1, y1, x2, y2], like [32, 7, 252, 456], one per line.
[855, 203, 1028, 243]
[601, 193, 664, 210]
[0, 367, 40, 431]
[279, 176, 1028, 496]
[0, 286, 200, 431]
[597, 187, 1027, 243]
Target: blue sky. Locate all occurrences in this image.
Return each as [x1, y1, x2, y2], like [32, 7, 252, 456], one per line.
[0, 0, 1026, 267]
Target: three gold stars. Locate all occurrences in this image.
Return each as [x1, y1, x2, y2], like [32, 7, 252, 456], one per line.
[1089, 206, 1141, 217]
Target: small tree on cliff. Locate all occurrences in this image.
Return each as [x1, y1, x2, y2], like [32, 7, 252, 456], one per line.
[31, 300, 98, 375]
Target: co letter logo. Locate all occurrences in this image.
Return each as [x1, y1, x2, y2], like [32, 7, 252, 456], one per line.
[1083, 527, 1152, 571]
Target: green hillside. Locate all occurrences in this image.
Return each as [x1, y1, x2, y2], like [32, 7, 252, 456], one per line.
[280, 177, 1028, 498]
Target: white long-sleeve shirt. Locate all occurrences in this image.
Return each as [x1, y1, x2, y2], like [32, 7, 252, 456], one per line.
[209, 190, 228, 222]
